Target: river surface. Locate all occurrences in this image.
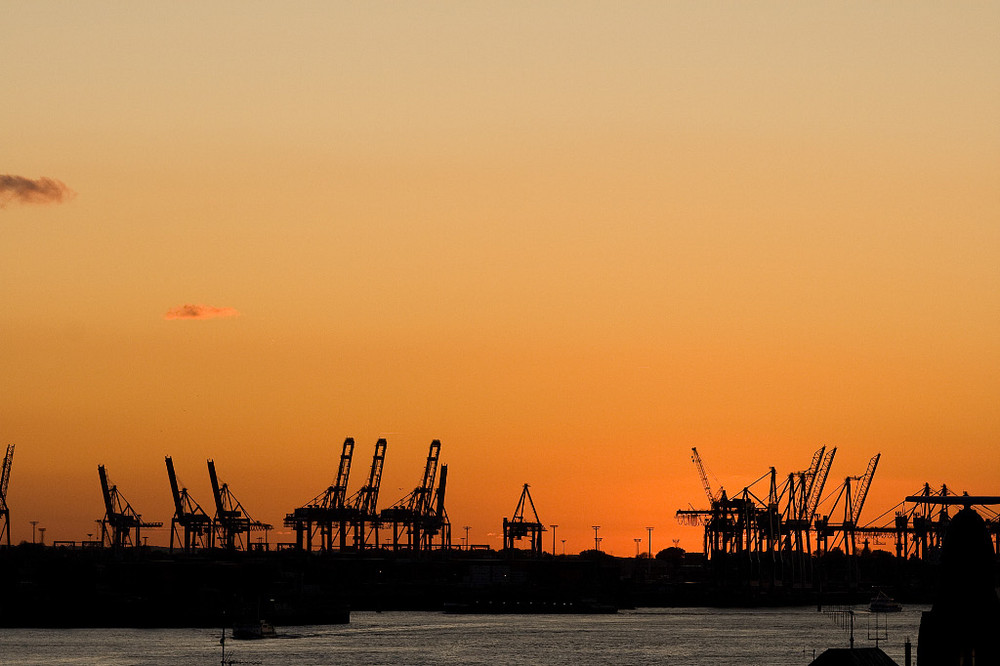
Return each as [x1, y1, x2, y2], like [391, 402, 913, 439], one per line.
[0, 606, 926, 665]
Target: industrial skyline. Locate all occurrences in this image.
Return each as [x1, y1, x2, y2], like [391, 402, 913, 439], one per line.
[3, 3, 999, 555]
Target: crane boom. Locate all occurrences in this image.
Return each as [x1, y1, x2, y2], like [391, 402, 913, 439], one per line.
[691, 447, 717, 503]
[435, 464, 448, 518]
[330, 437, 355, 508]
[801, 446, 825, 506]
[805, 447, 836, 522]
[352, 438, 387, 516]
[411, 439, 441, 515]
[0, 444, 13, 505]
[207, 459, 227, 518]
[98, 464, 117, 518]
[0, 444, 13, 547]
[851, 453, 880, 524]
[165, 456, 185, 516]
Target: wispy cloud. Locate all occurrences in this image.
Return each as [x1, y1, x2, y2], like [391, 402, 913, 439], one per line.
[0, 174, 75, 208]
[164, 304, 240, 320]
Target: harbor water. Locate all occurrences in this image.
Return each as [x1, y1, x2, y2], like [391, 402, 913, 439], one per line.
[0, 606, 927, 665]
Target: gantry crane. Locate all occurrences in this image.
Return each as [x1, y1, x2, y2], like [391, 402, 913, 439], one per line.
[674, 448, 723, 529]
[165, 456, 211, 552]
[902, 488, 1000, 557]
[818, 453, 880, 555]
[284, 437, 357, 551]
[207, 459, 271, 551]
[806, 447, 836, 526]
[0, 444, 13, 547]
[503, 484, 544, 556]
[430, 463, 451, 548]
[780, 445, 831, 559]
[98, 464, 162, 549]
[677, 445, 842, 578]
[885, 482, 957, 559]
[348, 438, 387, 549]
[786, 446, 827, 524]
[831, 483, 1000, 560]
[380, 440, 450, 551]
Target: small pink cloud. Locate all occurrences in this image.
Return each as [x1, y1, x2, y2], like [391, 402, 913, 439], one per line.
[164, 304, 240, 320]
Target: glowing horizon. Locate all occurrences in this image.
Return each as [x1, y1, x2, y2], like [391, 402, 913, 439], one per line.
[2, 3, 998, 555]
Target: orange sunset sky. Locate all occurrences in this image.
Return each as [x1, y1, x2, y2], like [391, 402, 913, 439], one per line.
[2, 3, 998, 554]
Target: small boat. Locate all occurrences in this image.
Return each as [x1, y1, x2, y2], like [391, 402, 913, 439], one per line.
[232, 619, 276, 640]
[868, 590, 902, 613]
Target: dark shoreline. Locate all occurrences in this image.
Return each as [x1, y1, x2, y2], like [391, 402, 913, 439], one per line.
[0, 543, 949, 627]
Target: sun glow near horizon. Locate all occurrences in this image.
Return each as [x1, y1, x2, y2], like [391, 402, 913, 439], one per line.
[2, 3, 998, 554]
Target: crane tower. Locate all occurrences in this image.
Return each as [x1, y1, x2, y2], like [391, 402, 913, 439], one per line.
[0, 445, 13, 546]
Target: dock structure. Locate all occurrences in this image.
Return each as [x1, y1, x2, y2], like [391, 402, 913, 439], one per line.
[165, 456, 211, 552]
[207, 459, 271, 551]
[97, 464, 163, 549]
[503, 483, 544, 557]
[380, 439, 451, 552]
[677, 447, 880, 566]
[676, 446, 1000, 580]
[284, 437, 358, 551]
[347, 438, 387, 550]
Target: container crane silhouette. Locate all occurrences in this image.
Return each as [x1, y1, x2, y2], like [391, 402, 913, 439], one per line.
[284, 437, 357, 551]
[380, 440, 450, 551]
[0, 444, 13, 546]
[207, 459, 271, 551]
[503, 484, 545, 556]
[691, 447, 721, 504]
[818, 453, 880, 554]
[98, 464, 162, 549]
[165, 456, 211, 552]
[348, 438, 387, 549]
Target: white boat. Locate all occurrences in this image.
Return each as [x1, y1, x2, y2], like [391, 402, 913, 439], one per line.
[868, 590, 902, 613]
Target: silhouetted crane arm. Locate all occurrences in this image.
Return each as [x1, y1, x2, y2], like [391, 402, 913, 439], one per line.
[361, 438, 387, 515]
[851, 453, 880, 524]
[165, 456, 186, 516]
[207, 459, 226, 517]
[0, 445, 13, 508]
[411, 440, 441, 515]
[435, 464, 448, 518]
[332, 437, 355, 508]
[98, 465, 117, 519]
[806, 447, 836, 522]
[800, 446, 825, 512]
[691, 447, 717, 503]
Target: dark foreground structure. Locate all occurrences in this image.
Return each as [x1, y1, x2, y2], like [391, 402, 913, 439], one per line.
[918, 505, 1000, 665]
[2, 537, 994, 628]
[809, 503, 1000, 666]
[809, 648, 899, 666]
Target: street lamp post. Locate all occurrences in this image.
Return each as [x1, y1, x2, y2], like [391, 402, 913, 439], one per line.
[30, 520, 38, 544]
[634, 538, 643, 557]
[645, 526, 654, 559]
[463, 525, 471, 550]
